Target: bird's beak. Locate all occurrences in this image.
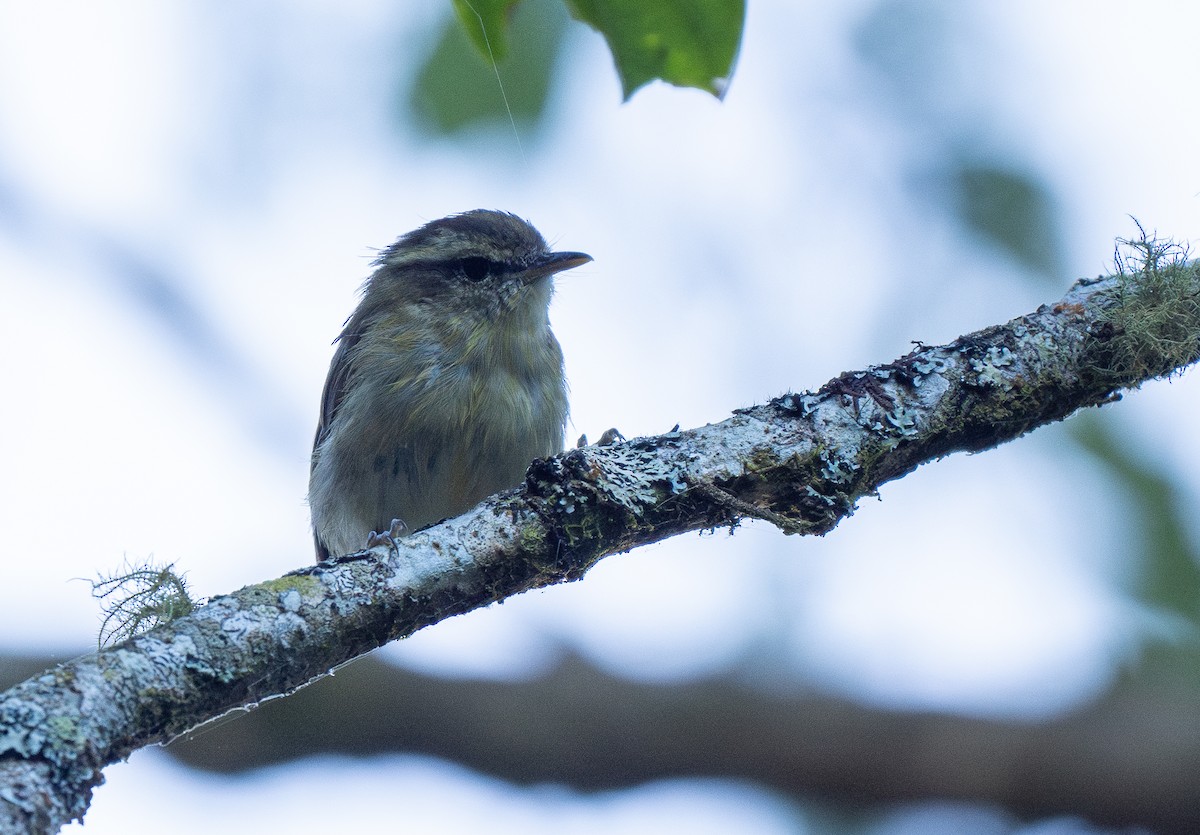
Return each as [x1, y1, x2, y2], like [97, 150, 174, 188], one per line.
[523, 250, 592, 283]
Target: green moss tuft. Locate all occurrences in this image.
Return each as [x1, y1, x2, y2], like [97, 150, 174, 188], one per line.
[92, 559, 198, 648]
[259, 575, 322, 597]
[1097, 223, 1200, 382]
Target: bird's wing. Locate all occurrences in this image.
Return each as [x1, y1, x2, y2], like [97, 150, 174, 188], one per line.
[312, 314, 365, 464]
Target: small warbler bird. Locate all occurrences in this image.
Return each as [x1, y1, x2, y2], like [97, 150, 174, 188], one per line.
[309, 210, 591, 561]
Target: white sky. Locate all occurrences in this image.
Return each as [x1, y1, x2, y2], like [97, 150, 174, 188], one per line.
[0, 1, 1196, 833]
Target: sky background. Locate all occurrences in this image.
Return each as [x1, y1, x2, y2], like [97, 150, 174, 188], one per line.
[1, 1, 1199, 832]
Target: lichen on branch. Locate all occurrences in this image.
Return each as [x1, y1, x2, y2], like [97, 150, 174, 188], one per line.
[3, 229, 1200, 834]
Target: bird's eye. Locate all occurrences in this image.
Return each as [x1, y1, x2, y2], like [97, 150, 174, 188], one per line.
[457, 256, 491, 282]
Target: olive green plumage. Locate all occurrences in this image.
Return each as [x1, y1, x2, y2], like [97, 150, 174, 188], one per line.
[309, 210, 590, 560]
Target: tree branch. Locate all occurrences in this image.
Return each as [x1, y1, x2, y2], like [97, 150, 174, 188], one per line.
[160, 655, 1200, 835]
[3, 243, 1198, 833]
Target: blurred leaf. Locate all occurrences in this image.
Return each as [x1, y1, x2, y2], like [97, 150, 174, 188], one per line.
[565, 0, 744, 100]
[408, 0, 567, 137]
[452, 0, 520, 62]
[950, 163, 1063, 279]
[1070, 413, 1200, 622]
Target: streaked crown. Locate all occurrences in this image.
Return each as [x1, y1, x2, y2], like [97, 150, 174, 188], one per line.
[377, 210, 549, 271]
[369, 210, 589, 313]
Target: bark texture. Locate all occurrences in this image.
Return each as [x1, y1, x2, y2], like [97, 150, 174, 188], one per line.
[2, 249, 1198, 833]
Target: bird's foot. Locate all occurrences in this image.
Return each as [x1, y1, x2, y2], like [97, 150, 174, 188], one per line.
[597, 427, 625, 446]
[576, 428, 626, 448]
[366, 518, 409, 554]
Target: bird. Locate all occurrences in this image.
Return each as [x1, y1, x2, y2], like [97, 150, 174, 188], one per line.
[308, 210, 591, 561]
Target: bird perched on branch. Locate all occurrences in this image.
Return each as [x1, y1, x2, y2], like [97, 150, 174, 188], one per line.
[309, 210, 591, 561]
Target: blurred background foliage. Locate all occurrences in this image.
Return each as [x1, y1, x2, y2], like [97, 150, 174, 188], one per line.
[417, 0, 1200, 783]
[415, 0, 744, 136]
[3, 1, 1200, 834]
[412, 0, 569, 135]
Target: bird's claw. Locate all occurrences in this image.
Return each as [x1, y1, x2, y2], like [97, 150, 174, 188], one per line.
[365, 518, 409, 554]
[576, 427, 625, 448]
[597, 427, 625, 446]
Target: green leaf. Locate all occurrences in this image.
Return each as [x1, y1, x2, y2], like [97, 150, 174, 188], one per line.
[950, 163, 1063, 279]
[452, 0, 521, 62]
[565, 0, 745, 100]
[1070, 414, 1200, 624]
[407, 0, 567, 137]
